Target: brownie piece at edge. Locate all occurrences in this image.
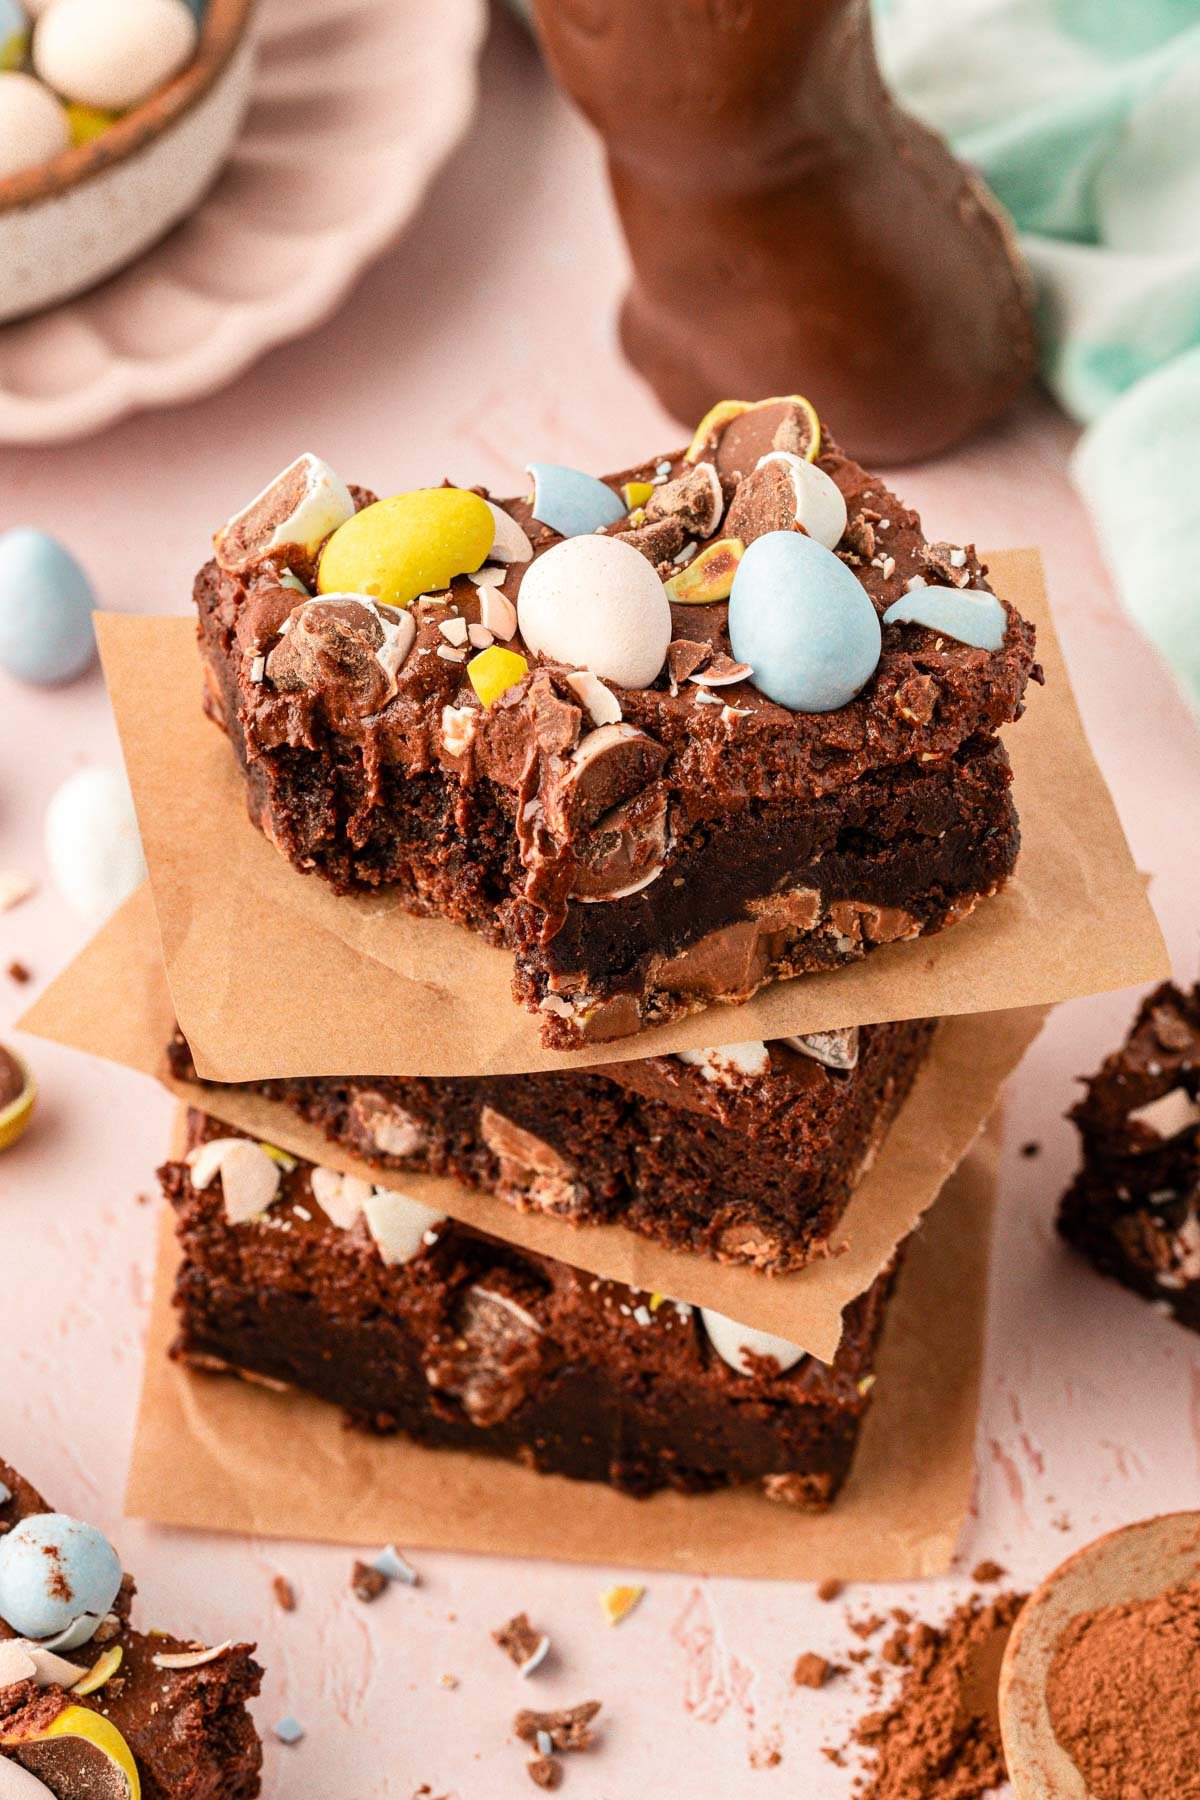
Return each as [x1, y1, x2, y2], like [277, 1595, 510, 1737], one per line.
[162, 1112, 898, 1508]
[166, 1017, 936, 1273]
[0, 1459, 262, 1800]
[1057, 983, 1200, 1329]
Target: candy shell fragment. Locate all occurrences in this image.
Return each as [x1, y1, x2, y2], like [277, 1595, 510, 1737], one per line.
[622, 480, 654, 510]
[318, 488, 494, 610]
[151, 1641, 231, 1671]
[882, 585, 1007, 651]
[700, 1310, 807, 1376]
[468, 644, 528, 707]
[187, 1137, 281, 1224]
[71, 1644, 123, 1695]
[599, 1584, 644, 1626]
[273, 1716, 304, 1746]
[526, 463, 625, 538]
[484, 501, 534, 564]
[663, 538, 744, 604]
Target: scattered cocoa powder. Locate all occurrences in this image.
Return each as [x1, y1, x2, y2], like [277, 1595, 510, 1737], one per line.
[850, 1592, 1025, 1799]
[1045, 1581, 1200, 1799]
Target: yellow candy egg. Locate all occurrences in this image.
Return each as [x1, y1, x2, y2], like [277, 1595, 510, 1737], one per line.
[467, 644, 528, 707]
[318, 488, 494, 610]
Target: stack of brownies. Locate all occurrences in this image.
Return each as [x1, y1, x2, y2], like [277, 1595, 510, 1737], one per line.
[140, 393, 1043, 1511]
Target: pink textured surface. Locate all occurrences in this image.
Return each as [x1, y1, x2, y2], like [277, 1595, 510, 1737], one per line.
[2, 11, 1200, 1794]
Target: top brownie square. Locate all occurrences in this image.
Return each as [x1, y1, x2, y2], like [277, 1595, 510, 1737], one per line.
[195, 396, 1038, 1049]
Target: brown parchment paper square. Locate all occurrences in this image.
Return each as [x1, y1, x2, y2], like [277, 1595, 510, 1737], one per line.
[21, 885, 1042, 1357]
[122, 1112, 998, 1580]
[94, 550, 1167, 1080]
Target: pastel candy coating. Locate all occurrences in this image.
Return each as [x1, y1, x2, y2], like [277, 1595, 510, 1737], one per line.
[65, 101, 119, 145]
[0, 1514, 121, 1641]
[33, 0, 197, 111]
[758, 451, 847, 550]
[0, 0, 29, 71]
[0, 527, 96, 684]
[362, 1189, 446, 1266]
[0, 71, 68, 177]
[467, 643, 527, 707]
[318, 488, 494, 610]
[882, 585, 1006, 651]
[728, 530, 881, 712]
[699, 1309, 806, 1377]
[44, 766, 146, 924]
[517, 533, 672, 690]
[526, 463, 626, 538]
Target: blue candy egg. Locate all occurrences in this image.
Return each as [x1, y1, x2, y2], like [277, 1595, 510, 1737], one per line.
[729, 530, 881, 712]
[526, 462, 626, 538]
[883, 584, 1006, 651]
[0, 1512, 122, 1642]
[0, 528, 96, 685]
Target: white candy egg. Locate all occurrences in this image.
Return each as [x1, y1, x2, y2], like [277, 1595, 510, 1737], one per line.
[700, 1308, 808, 1376]
[34, 0, 198, 112]
[44, 766, 146, 924]
[0, 72, 68, 179]
[517, 534, 671, 690]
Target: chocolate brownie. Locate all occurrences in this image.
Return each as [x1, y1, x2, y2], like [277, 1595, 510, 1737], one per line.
[163, 1112, 897, 1507]
[167, 1017, 935, 1274]
[196, 401, 1038, 1049]
[0, 1458, 261, 1799]
[1058, 984, 1200, 1328]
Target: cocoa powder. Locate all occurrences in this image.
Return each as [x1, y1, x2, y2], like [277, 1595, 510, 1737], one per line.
[1046, 1580, 1200, 1798]
[851, 1592, 1024, 1799]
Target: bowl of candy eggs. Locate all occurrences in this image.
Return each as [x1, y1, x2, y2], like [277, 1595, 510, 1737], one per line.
[0, 0, 255, 323]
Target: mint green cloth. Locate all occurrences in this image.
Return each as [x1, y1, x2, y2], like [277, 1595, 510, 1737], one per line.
[875, 0, 1200, 706]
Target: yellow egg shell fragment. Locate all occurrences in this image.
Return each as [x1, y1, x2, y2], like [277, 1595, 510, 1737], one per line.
[71, 1645, 124, 1697]
[599, 1584, 644, 1626]
[467, 645, 528, 708]
[664, 538, 745, 604]
[317, 488, 495, 611]
[685, 395, 820, 465]
[622, 480, 654, 511]
[2, 1704, 140, 1800]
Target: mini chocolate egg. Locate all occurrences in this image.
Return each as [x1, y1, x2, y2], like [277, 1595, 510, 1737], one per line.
[318, 487, 494, 610]
[0, 528, 96, 684]
[526, 463, 626, 538]
[0, 72, 68, 178]
[729, 530, 881, 712]
[883, 585, 1006, 651]
[757, 451, 847, 550]
[0, 1513, 122, 1642]
[0, 0, 29, 71]
[699, 1309, 806, 1377]
[33, 0, 198, 112]
[44, 767, 146, 924]
[517, 533, 672, 690]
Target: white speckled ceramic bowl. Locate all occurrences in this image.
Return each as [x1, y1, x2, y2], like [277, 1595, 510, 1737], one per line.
[0, 0, 255, 324]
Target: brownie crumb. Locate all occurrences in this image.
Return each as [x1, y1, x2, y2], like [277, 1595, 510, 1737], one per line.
[972, 1561, 1006, 1584]
[1020, 1141, 1040, 1158]
[493, 1612, 550, 1675]
[351, 1561, 388, 1603]
[6, 961, 30, 985]
[273, 1576, 296, 1612]
[817, 1579, 844, 1603]
[526, 1756, 562, 1790]
[793, 1652, 835, 1689]
[514, 1701, 601, 1754]
[849, 1613, 887, 1640]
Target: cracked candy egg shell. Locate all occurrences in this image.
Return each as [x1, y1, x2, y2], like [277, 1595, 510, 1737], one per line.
[0, 1512, 122, 1639]
[729, 528, 881, 712]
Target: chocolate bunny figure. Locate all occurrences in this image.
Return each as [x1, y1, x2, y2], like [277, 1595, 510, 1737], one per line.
[532, 0, 1036, 464]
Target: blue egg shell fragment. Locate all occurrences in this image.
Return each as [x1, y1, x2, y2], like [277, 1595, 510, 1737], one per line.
[883, 586, 1006, 651]
[0, 528, 97, 685]
[0, 1512, 122, 1640]
[526, 463, 626, 538]
[728, 531, 882, 713]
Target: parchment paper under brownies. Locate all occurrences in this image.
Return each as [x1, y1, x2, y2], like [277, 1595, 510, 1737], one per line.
[95, 551, 1167, 1079]
[123, 1119, 999, 1580]
[22, 884, 1043, 1357]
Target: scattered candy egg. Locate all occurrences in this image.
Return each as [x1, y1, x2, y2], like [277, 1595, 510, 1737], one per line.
[663, 537, 743, 604]
[882, 585, 1007, 651]
[0, 1513, 122, 1641]
[0, 528, 96, 684]
[33, 0, 198, 112]
[0, 0, 29, 71]
[467, 643, 528, 707]
[362, 1188, 446, 1266]
[517, 534, 672, 689]
[318, 487, 494, 610]
[65, 101, 118, 145]
[729, 530, 881, 712]
[699, 1309, 807, 1377]
[0, 71, 68, 179]
[44, 767, 146, 924]
[757, 451, 847, 550]
[0, 1043, 35, 1152]
[526, 463, 625, 538]
[0, 1704, 140, 1799]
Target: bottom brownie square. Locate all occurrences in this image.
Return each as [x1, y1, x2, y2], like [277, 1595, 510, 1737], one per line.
[0, 1458, 261, 1799]
[1058, 983, 1200, 1328]
[163, 1111, 900, 1508]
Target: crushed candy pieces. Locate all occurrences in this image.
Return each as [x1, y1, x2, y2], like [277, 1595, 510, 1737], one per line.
[493, 1612, 551, 1676]
[71, 1644, 123, 1695]
[373, 1544, 419, 1586]
[468, 644, 529, 707]
[527, 463, 625, 538]
[152, 1641, 233, 1671]
[352, 1561, 388, 1603]
[599, 1584, 644, 1626]
[882, 586, 1006, 652]
[663, 537, 744, 603]
[622, 479, 654, 510]
[513, 1700, 602, 1754]
[186, 1137, 281, 1226]
[273, 1715, 304, 1745]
